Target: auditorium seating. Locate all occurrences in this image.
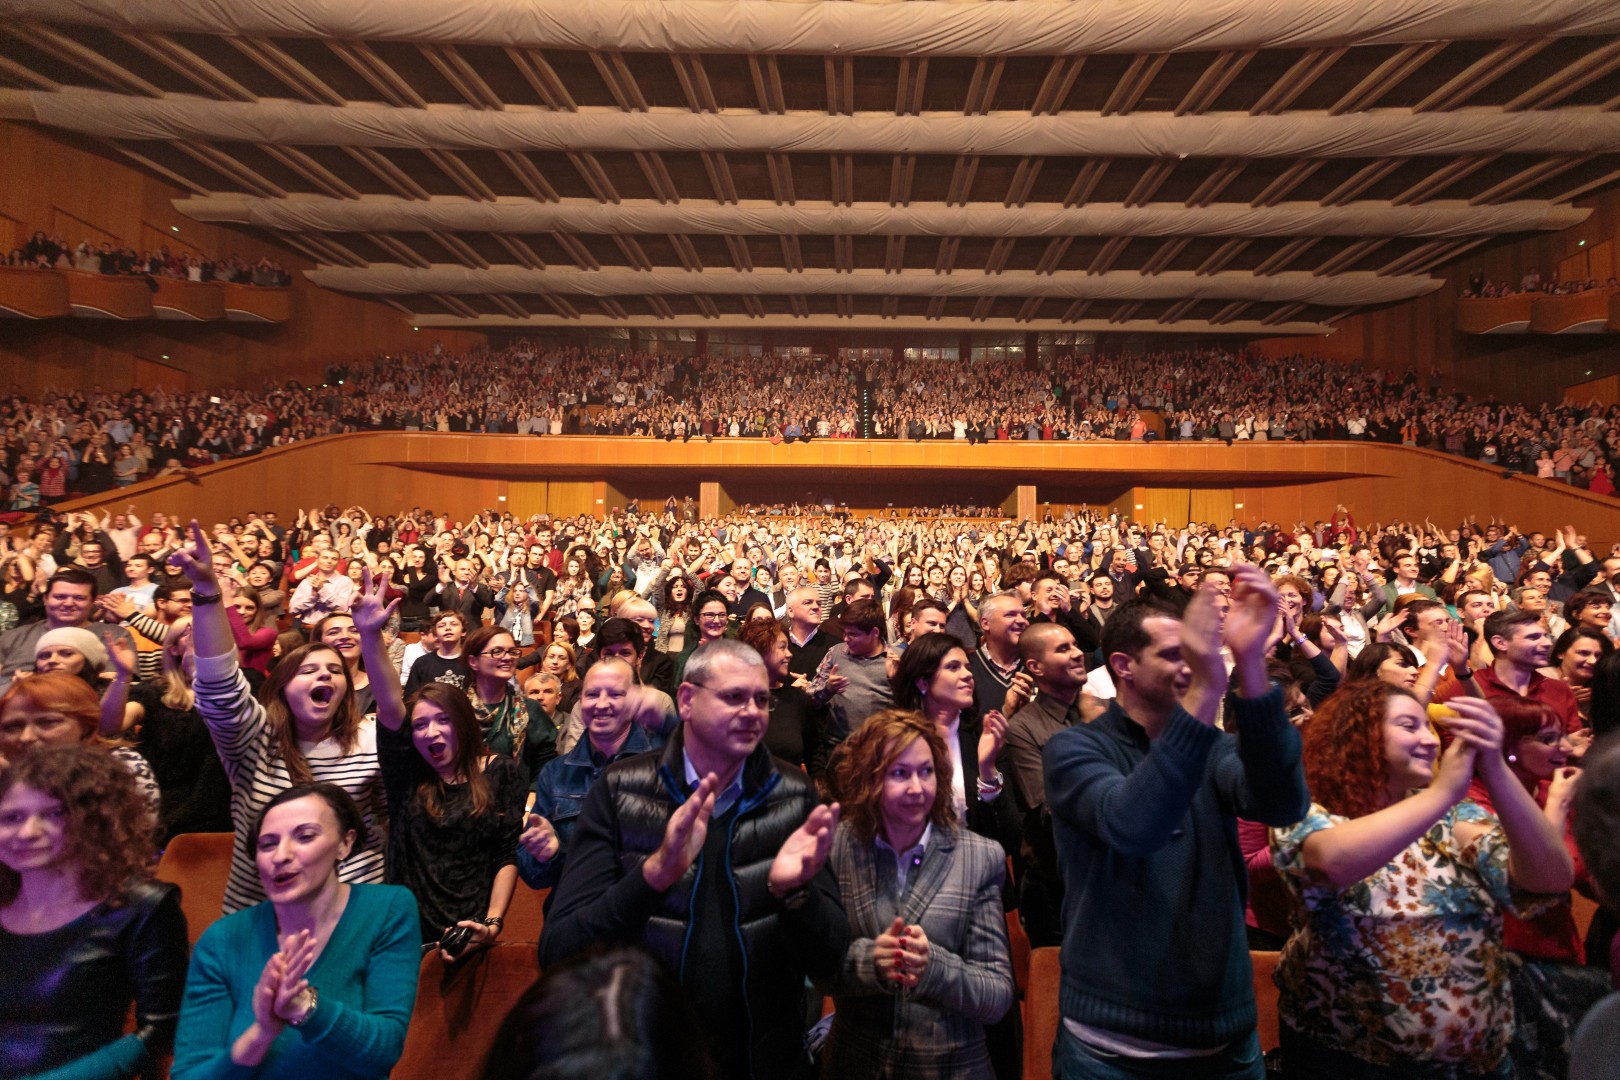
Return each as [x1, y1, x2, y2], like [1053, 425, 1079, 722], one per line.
[1023, 947, 1060, 1080]
[395, 944, 541, 1080]
[153, 832, 234, 945]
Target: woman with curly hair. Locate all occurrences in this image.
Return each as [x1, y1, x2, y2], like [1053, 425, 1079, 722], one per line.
[1270, 680, 1575, 1078]
[0, 744, 190, 1079]
[655, 571, 692, 654]
[169, 521, 387, 915]
[818, 708, 1014, 1079]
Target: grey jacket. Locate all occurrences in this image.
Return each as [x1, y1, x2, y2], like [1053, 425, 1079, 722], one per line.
[819, 823, 1014, 1080]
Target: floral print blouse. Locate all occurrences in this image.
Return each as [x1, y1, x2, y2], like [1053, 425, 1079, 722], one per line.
[1270, 800, 1558, 1071]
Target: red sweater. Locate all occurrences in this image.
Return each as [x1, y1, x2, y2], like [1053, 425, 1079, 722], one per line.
[1466, 778, 1585, 963]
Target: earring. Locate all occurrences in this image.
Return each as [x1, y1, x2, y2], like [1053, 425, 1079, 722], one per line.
[1506, 753, 1517, 763]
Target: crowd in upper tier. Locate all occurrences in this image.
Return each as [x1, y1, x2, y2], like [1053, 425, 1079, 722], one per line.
[7, 343, 1620, 512]
[6, 228, 293, 285]
[1462, 264, 1620, 300]
[2, 496, 1620, 1078]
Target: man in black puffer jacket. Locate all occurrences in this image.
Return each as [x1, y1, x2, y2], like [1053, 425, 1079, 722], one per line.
[540, 638, 847, 1080]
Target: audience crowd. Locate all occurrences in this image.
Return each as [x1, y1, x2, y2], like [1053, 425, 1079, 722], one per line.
[3, 492, 1620, 1079]
[8, 344, 1620, 511]
[6, 228, 292, 285]
[1463, 265, 1620, 300]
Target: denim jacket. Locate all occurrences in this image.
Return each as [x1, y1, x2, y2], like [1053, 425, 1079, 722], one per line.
[517, 723, 660, 889]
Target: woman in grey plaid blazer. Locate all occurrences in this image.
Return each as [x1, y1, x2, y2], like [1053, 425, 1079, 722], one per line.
[819, 709, 1016, 1080]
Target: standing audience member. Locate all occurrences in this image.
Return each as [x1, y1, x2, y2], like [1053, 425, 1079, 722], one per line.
[173, 522, 387, 913]
[1272, 684, 1573, 1078]
[354, 573, 529, 955]
[819, 709, 1015, 1080]
[540, 638, 848, 1080]
[1044, 568, 1309, 1080]
[172, 784, 419, 1080]
[0, 746, 189, 1079]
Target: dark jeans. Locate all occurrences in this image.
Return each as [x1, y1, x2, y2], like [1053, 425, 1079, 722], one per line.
[1279, 1024, 1513, 1080]
[1053, 1025, 1263, 1080]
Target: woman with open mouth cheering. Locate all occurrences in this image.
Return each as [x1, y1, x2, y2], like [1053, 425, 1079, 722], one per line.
[353, 570, 529, 959]
[171, 521, 388, 915]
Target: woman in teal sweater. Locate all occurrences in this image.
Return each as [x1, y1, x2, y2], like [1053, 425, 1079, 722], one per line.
[172, 783, 419, 1080]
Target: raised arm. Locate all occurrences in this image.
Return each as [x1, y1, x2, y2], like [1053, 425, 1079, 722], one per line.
[354, 569, 405, 731]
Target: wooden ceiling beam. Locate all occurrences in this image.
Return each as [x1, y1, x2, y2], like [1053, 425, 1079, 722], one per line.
[428, 231, 490, 269]
[933, 237, 961, 274]
[1252, 237, 1319, 275]
[1468, 154, 1593, 204]
[1318, 158, 1402, 206]
[1101, 53, 1169, 116]
[701, 152, 740, 203]
[1139, 237, 1191, 275]
[1124, 159, 1177, 207]
[884, 235, 907, 273]
[888, 155, 917, 206]
[1391, 154, 1493, 204]
[1210, 300, 1250, 324]
[115, 31, 257, 101]
[1503, 38, 1620, 111]
[723, 235, 754, 271]
[896, 57, 929, 115]
[1087, 236, 1130, 275]
[343, 146, 432, 200]
[550, 231, 601, 270]
[327, 40, 426, 108]
[765, 153, 797, 204]
[169, 140, 286, 198]
[229, 37, 345, 105]
[419, 44, 504, 109]
[1196, 238, 1251, 275]
[567, 152, 622, 203]
[747, 55, 787, 114]
[493, 234, 546, 270]
[963, 57, 1006, 115]
[670, 54, 720, 112]
[1261, 302, 1306, 326]
[1250, 47, 1346, 114]
[1031, 55, 1084, 115]
[589, 50, 650, 111]
[362, 232, 432, 268]
[1175, 51, 1255, 115]
[1184, 158, 1246, 207]
[945, 156, 980, 206]
[260, 145, 361, 200]
[423, 148, 497, 201]
[1312, 237, 1388, 276]
[825, 55, 855, 115]
[497, 150, 560, 201]
[11, 23, 162, 96]
[634, 151, 682, 203]
[1062, 160, 1110, 207]
[1250, 160, 1325, 206]
[505, 48, 577, 110]
[1003, 157, 1043, 207]
[1412, 39, 1552, 111]
[1034, 237, 1073, 275]
[1329, 41, 1446, 114]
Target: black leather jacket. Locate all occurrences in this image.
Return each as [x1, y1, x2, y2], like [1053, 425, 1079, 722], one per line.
[0, 879, 188, 1078]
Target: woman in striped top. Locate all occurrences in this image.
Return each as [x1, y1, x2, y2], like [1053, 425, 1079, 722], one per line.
[171, 521, 387, 914]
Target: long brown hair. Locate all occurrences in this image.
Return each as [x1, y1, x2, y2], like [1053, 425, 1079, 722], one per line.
[0, 745, 156, 907]
[259, 643, 361, 785]
[405, 683, 492, 820]
[832, 708, 957, 844]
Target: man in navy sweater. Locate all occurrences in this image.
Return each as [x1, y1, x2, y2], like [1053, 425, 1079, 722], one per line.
[1044, 564, 1309, 1079]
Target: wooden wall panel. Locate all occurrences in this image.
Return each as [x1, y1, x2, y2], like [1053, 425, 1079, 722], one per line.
[47, 435, 1620, 541]
[1252, 185, 1620, 404]
[132, 356, 188, 394]
[0, 122, 485, 391]
[1564, 374, 1620, 407]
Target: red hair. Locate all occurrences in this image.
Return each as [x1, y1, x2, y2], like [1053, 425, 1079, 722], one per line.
[1301, 680, 1414, 818]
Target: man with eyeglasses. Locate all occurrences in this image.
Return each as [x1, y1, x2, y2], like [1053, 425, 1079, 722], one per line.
[542, 638, 847, 1080]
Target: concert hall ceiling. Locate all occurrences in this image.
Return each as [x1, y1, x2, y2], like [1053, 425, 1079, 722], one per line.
[2, 0, 1619, 335]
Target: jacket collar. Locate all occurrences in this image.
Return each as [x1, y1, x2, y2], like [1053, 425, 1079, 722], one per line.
[655, 725, 782, 811]
[564, 722, 652, 767]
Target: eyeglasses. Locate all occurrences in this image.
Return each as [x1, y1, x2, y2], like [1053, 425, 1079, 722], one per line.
[698, 611, 730, 622]
[479, 647, 523, 660]
[687, 682, 771, 711]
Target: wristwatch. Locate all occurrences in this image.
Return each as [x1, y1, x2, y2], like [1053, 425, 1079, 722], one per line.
[287, 985, 319, 1028]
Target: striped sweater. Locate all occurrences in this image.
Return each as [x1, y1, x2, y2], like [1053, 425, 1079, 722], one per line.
[193, 650, 388, 914]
